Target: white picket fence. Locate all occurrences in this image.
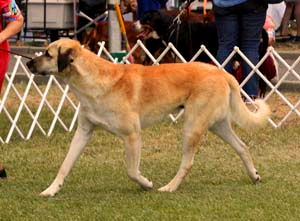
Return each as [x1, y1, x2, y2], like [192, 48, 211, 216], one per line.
[0, 40, 299, 144]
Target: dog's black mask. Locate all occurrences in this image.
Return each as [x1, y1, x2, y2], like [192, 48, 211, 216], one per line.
[58, 48, 74, 72]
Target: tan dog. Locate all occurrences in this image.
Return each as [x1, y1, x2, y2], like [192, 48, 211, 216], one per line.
[26, 39, 270, 197]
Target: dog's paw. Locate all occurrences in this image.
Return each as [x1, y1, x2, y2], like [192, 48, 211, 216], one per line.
[141, 180, 153, 190]
[39, 184, 62, 197]
[158, 185, 177, 192]
[255, 176, 261, 184]
[253, 172, 261, 184]
[40, 178, 64, 197]
[40, 189, 56, 197]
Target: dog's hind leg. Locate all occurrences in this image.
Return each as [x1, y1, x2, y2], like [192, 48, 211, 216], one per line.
[40, 121, 94, 197]
[211, 119, 261, 184]
[124, 132, 153, 190]
[159, 116, 205, 192]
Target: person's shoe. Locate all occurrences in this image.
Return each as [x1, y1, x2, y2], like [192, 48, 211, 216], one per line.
[243, 95, 257, 104]
[0, 166, 7, 179]
[276, 35, 292, 42]
[292, 36, 300, 42]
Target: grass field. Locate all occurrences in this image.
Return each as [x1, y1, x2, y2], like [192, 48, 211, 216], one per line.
[0, 89, 300, 220]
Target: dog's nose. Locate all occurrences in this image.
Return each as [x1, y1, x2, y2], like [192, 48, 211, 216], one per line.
[26, 59, 36, 73]
[26, 59, 33, 68]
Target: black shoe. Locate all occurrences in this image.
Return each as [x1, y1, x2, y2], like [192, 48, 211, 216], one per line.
[292, 36, 300, 42]
[0, 167, 7, 178]
[276, 35, 292, 42]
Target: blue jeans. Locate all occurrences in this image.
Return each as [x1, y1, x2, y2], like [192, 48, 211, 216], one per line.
[214, 7, 266, 96]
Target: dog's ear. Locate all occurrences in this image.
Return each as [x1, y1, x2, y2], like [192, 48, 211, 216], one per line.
[57, 47, 75, 72]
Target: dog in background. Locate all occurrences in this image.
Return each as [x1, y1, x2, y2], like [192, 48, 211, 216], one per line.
[81, 9, 211, 64]
[27, 39, 270, 196]
[82, 20, 175, 64]
[139, 10, 219, 63]
[82, 21, 146, 63]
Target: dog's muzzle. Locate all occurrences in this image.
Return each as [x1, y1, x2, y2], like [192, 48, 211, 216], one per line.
[26, 59, 37, 73]
[26, 59, 47, 75]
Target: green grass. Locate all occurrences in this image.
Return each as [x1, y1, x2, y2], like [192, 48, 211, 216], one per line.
[1, 84, 300, 220]
[1, 116, 300, 220]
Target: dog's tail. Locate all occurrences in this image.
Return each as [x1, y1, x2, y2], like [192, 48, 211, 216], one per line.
[225, 74, 271, 129]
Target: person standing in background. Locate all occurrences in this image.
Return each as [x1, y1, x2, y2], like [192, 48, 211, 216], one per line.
[212, 0, 267, 99]
[0, 0, 24, 94]
[279, 0, 300, 41]
[0, 0, 24, 179]
[264, 1, 286, 45]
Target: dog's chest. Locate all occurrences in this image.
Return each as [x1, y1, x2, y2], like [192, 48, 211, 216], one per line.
[84, 107, 105, 123]
[80, 102, 116, 128]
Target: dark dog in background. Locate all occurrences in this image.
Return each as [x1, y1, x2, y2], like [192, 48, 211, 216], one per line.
[139, 10, 219, 63]
[82, 20, 176, 64]
[82, 9, 212, 64]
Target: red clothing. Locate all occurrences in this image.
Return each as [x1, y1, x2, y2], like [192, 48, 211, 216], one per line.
[0, 0, 21, 93]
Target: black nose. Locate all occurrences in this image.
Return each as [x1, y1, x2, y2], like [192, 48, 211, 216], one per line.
[26, 59, 35, 69]
[26, 59, 33, 68]
[26, 59, 36, 72]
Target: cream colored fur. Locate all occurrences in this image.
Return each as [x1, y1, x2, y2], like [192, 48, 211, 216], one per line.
[26, 39, 271, 197]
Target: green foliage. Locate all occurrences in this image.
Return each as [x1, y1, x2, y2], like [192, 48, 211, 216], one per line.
[1, 118, 300, 220]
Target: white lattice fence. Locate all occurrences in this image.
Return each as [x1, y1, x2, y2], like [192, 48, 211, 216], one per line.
[0, 40, 299, 144]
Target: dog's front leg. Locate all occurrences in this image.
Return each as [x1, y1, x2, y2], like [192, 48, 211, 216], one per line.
[40, 121, 94, 197]
[124, 133, 153, 190]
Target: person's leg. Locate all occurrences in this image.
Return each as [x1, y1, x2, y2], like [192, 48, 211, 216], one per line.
[280, 3, 294, 36]
[294, 3, 300, 37]
[239, 7, 266, 97]
[214, 12, 239, 73]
